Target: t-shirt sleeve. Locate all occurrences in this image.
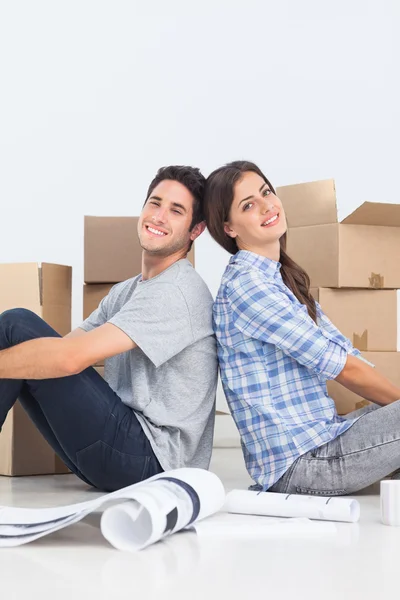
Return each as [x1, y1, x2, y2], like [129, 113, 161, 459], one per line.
[108, 281, 194, 368]
[227, 274, 347, 380]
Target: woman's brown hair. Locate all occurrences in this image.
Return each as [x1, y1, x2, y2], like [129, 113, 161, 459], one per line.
[204, 160, 317, 323]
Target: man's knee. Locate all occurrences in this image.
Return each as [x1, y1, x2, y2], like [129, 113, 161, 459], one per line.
[0, 308, 42, 325]
[0, 308, 59, 345]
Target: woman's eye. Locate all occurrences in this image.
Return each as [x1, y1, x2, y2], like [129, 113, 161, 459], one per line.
[263, 189, 271, 197]
[243, 202, 253, 211]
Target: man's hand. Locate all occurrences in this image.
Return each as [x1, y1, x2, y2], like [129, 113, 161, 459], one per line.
[0, 323, 136, 380]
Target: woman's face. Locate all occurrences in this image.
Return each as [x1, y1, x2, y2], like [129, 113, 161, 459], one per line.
[224, 171, 287, 257]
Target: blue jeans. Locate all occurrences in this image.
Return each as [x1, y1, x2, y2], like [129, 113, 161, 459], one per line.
[0, 309, 163, 491]
[269, 402, 400, 495]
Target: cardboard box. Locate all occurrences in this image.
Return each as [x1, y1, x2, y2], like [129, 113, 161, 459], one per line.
[84, 216, 195, 283]
[94, 366, 105, 378]
[83, 283, 114, 320]
[0, 263, 72, 336]
[328, 352, 400, 414]
[0, 262, 71, 476]
[0, 403, 69, 476]
[312, 288, 400, 351]
[277, 179, 400, 289]
[83, 284, 115, 367]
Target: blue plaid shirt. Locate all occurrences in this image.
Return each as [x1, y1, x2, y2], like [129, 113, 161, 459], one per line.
[214, 250, 367, 490]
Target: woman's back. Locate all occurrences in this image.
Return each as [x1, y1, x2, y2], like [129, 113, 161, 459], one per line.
[214, 250, 359, 489]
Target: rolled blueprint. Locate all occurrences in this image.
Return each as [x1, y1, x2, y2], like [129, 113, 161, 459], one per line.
[224, 490, 360, 523]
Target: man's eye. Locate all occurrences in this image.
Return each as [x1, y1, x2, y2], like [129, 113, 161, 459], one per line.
[150, 201, 160, 206]
[172, 209, 182, 214]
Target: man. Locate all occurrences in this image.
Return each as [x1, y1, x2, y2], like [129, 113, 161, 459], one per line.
[0, 165, 218, 491]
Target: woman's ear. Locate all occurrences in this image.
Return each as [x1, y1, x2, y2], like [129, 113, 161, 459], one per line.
[224, 222, 237, 238]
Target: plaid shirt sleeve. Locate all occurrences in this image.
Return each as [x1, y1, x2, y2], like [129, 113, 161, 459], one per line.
[227, 273, 348, 380]
[316, 301, 375, 367]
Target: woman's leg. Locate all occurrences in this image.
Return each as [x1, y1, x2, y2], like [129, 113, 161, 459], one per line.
[270, 400, 400, 496]
[0, 308, 162, 491]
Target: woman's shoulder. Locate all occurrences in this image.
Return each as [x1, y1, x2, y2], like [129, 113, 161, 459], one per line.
[215, 266, 283, 311]
[222, 261, 276, 290]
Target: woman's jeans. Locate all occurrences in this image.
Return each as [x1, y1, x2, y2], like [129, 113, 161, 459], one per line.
[270, 402, 400, 495]
[0, 309, 163, 491]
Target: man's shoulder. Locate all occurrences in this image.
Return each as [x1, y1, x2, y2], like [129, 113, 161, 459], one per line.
[105, 275, 141, 305]
[110, 275, 141, 293]
[174, 260, 213, 299]
[148, 259, 213, 315]
[154, 259, 208, 289]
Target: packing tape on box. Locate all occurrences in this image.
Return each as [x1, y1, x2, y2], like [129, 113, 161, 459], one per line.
[355, 399, 371, 410]
[369, 273, 384, 289]
[353, 329, 368, 351]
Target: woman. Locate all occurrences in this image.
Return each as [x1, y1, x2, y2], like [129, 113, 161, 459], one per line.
[204, 160, 400, 495]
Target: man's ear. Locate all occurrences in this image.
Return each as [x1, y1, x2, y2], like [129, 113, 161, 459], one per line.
[224, 222, 238, 238]
[189, 220, 206, 242]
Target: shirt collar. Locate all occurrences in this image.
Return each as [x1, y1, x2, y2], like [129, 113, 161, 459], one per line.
[230, 250, 281, 278]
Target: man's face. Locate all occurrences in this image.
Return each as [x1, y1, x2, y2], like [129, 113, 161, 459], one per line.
[137, 179, 196, 256]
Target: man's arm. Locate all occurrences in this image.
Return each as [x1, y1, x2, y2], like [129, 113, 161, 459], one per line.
[335, 354, 400, 406]
[64, 327, 88, 339]
[0, 324, 136, 380]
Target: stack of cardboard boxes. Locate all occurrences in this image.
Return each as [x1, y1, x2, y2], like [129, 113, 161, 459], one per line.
[83, 216, 194, 378]
[0, 263, 72, 475]
[277, 179, 400, 414]
[83, 216, 143, 377]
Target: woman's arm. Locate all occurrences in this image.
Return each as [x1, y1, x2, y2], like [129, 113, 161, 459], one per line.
[335, 354, 400, 405]
[315, 301, 376, 364]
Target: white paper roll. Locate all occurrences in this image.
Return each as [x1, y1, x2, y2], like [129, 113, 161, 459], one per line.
[224, 490, 360, 523]
[101, 469, 226, 551]
[381, 480, 400, 526]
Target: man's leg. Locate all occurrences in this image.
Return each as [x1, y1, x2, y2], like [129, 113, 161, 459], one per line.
[270, 400, 400, 495]
[0, 309, 162, 491]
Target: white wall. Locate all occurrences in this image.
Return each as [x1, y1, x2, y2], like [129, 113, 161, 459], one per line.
[1, 0, 398, 327]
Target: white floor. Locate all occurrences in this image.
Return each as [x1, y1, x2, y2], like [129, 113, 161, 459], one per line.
[0, 449, 398, 600]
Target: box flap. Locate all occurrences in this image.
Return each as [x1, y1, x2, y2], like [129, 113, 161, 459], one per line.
[0, 263, 41, 314]
[42, 304, 71, 336]
[276, 179, 338, 227]
[41, 263, 72, 307]
[341, 202, 400, 226]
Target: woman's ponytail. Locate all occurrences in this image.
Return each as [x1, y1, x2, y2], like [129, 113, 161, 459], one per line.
[279, 233, 317, 323]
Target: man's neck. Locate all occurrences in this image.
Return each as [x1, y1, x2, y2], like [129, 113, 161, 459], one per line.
[141, 249, 188, 281]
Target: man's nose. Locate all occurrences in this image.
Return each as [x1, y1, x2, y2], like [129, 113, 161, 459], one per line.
[152, 207, 168, 223]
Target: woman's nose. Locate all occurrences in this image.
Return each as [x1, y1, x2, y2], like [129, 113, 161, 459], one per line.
[261, 200, 274, 214]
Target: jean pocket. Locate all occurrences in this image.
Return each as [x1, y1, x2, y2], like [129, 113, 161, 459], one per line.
[76, 440, 150, 492]
[295, 486, 347, 496]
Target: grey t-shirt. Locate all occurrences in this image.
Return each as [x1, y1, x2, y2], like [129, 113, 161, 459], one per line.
[80, 259, 218, 472]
